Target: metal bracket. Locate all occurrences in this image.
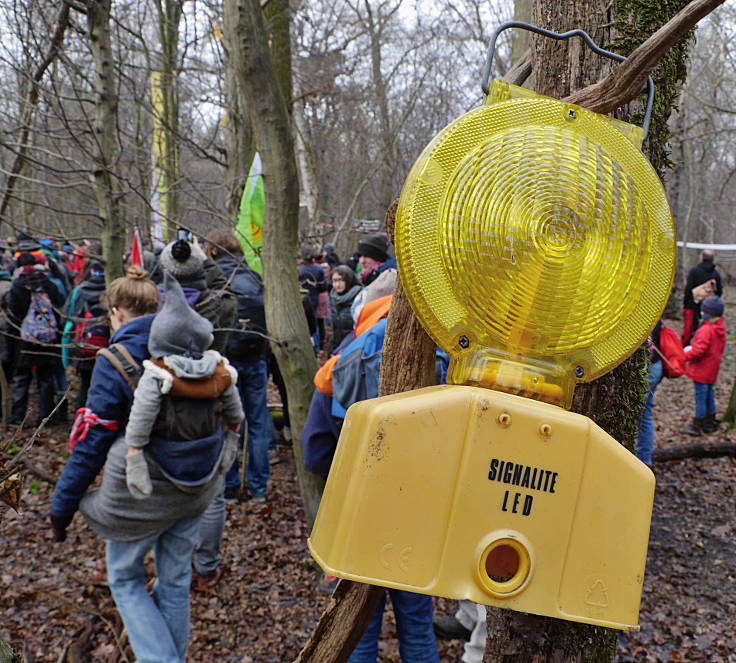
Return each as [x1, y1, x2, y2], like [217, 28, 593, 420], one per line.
[481, 21, 655, 141]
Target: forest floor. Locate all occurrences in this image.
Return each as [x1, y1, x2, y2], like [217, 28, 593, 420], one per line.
[1, 302, 735, 662]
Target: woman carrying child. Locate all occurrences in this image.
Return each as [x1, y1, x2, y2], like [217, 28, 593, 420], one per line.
[51, 268, 243, 663]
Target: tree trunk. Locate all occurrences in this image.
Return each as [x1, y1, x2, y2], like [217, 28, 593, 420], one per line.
[512, 0, 532, 64]
[153, 0, 182, 238]
[85, 0, 126, 284]
[720, 373, 736, 423]
[293, 97, 320, 230]
[221, 15, 255, 219]
[484, 2, 693, 661]
[223, 0, 324, 529]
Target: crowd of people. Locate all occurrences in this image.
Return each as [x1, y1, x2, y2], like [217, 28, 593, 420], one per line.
[0, 227, 424, 662]
[1, 228, 729, 662]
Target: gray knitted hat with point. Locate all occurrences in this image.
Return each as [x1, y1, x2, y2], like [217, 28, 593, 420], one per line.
[149, 271, 214, 359]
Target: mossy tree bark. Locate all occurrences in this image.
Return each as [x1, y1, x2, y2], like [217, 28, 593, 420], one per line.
[223, 0, 324, 529]
[483, 2, 693, 661]
[84, 0, 126, 284]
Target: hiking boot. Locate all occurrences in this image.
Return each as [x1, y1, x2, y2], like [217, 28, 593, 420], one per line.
[192, 567, 222, 593]
[432, 615, 472, 642]
[702, 413, 719, 434]
[680, 417, 703, 436]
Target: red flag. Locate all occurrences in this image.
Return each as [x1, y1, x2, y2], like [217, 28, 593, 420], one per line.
[131, 226, 144, 267]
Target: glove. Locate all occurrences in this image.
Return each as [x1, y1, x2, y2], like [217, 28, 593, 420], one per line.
[220, 429, 240, 475]
[50, 513, 72, 542]
[126, 450, 152, 499]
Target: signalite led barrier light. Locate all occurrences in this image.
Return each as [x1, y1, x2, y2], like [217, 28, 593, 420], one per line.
[310, 23, 673, 631]
[309, 386, 654, 629]
[395, 79, 675, 409]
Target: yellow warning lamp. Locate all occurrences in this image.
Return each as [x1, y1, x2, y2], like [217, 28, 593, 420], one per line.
[309, 23, 674, 630]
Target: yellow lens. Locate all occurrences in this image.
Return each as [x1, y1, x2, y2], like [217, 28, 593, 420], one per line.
[396, 81, 674, 408]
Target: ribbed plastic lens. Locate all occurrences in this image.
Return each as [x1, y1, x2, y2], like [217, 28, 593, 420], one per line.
[396, 82, 674, 407]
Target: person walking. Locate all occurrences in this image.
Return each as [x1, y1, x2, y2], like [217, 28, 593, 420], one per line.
[52, 268, 243, 663]
[681, 296, 726, 436]
[51, 266, 160, 537]
[298, 243, 327, 350]
[6, 252, 64, 425]
[205, 230, 272, 503]
[63, 255, 109, 409]
[682, 250, 722, 345]
[156, 236, 238, 591]
[635, 321, 664, 465]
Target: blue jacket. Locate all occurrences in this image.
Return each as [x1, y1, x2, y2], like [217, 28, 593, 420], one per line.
[302, 318, 449, 479]
[51, 315, 155, 518]
[302, 318, 387, 477]
[302, 389, 343, 478]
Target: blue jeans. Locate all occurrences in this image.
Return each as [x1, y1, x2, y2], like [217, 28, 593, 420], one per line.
[348, 590, 439, 663]
[694, 381, 716, 419]
[106, 515, 202, 663]
[194, 487, 225, 576]
[225, 359, 272, 498]
[636, 359, 663, 466]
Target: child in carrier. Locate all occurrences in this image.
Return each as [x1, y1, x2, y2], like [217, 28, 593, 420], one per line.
[124, 270, 244, 499]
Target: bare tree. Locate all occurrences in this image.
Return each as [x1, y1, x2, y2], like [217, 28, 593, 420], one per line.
[223, 0, 324, 528]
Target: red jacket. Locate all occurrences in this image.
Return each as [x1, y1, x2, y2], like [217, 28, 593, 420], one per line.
[684, 317, 727, 384]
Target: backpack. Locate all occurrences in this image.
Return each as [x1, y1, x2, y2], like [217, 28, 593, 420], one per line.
[657, 325, 685, 378]
[20, 290, 57, 344]
[75, 304, 110, 357]
[226, 267, 268, 358]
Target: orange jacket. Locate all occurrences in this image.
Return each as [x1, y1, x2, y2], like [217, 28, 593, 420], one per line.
[313, 295, 392, 396]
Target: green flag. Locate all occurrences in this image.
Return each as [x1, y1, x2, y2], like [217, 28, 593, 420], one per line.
[236, 153, 264, 274]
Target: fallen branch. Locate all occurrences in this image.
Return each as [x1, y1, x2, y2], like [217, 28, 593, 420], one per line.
[565, 0, 726, 113]
[21, 458, 57, 484]
[653, 440, 736, 462]
[65, 624, 92, 663]
[293, 581, 384, 663]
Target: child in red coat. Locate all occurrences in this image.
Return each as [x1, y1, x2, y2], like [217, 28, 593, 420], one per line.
[681, 296, 726, 436]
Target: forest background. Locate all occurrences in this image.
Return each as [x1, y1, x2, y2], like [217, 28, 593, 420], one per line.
[0, 0, 735, 662]
[0, 0, 734, 269]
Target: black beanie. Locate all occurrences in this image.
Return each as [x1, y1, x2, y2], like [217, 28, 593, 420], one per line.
[357, 234, 389, 263]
